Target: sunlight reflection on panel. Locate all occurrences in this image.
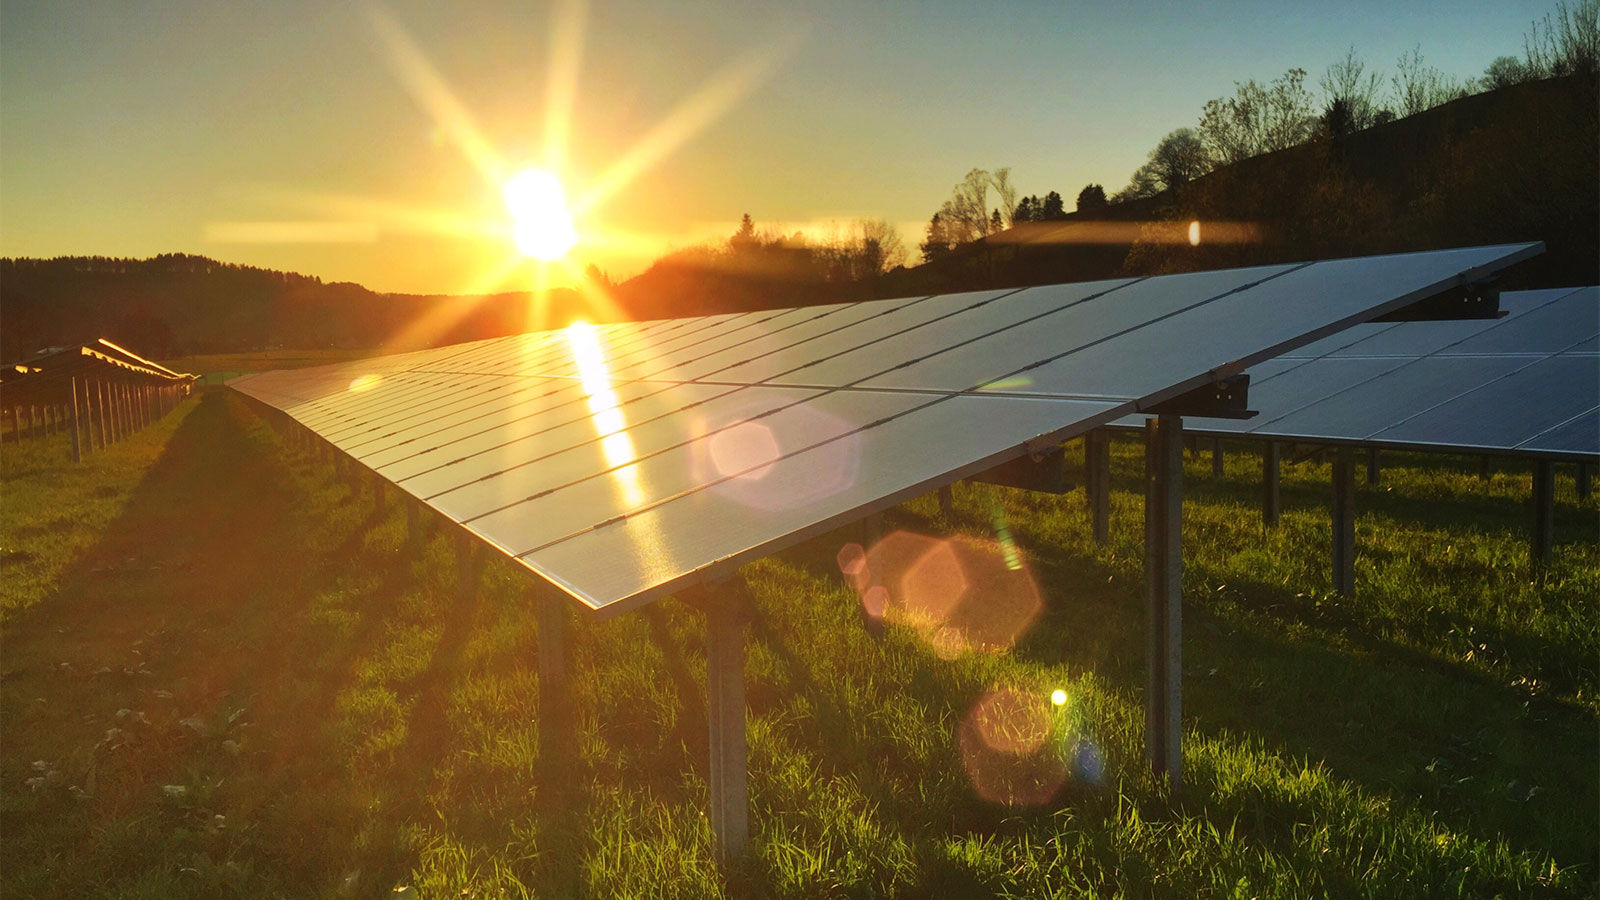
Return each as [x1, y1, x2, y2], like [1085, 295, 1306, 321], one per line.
[690, 400, 861, 511]
[349, 374, 384, 392]
[842, 530, 1042, 659]
[957, 688, 1068, 806]
[567, 320, 644, 506]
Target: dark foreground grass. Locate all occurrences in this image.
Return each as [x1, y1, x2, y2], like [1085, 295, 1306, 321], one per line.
[1, 390, 1594, 897]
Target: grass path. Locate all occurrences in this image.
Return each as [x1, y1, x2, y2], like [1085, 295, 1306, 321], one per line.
[1, 390, 1594, 897]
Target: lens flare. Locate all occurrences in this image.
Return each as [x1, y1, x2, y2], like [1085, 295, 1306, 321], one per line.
[1188, 220, 1201, 246]
[1051, 689, 1068, 707]
[851, 530, 1042, 657]
[505, 167, 578, 260]
[958, 689, 1068, 806]
[708, 421, 781, 481]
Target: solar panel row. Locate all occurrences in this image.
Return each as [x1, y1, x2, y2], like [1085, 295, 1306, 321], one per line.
[1118, 286, 1599, 458]
[230, 243, 1540, 614]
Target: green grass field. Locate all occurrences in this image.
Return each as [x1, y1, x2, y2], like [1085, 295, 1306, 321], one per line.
[2, 388, 1595, 897]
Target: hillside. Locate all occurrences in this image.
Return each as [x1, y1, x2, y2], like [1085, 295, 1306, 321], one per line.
[887, 73, 1597, 295]
[0, 255, 582, 365]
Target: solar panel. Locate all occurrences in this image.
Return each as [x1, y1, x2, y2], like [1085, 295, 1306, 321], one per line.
[231, 243, 1540, 614]
[1114, 286, 1599, 458]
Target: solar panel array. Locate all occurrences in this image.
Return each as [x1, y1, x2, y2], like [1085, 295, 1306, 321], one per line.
[230, 243, 1539, 614]
[1114, 286, 1598, 458]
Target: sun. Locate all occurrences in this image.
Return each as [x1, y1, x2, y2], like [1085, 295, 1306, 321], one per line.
[504, 167, 578, 261]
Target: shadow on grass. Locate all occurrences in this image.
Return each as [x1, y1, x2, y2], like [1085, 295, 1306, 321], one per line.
[789, 477, 1596, 874]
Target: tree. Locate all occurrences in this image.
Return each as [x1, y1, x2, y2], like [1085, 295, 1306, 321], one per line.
[1199, 68, 1317, 166]
[854, 218, 906, 274]
[1523, 0, 1599, 77]
[1481, 55, 1532, 90]
[991, 167, 1019, 230]
[1149, 128, 1211, 189]
[1319, 46, 1385, 131]
[928, 166, 1020, 246]
[1076, 184, 1108, 213]
[990, 208, 1004, 233]
[1116, 128, 1212, 201]
[920, 213, 953, 263]
[1013, 195, 1041, 223]
[1111, 165, 1161, 203]
[1040, 190, 1066, 220]
[730, 213, 758, 253]
[1391, 47, 1463, 117]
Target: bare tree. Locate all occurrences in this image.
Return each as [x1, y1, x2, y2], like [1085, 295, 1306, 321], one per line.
[1198, 68, 1317, 166]
[991, 167, 1019, 230]
[856, 218, 906, 273]
[1320, 47, 1385, 130]
[1524, 0, 1599, 77]
[932, 167, 1022, 244]
[1391, 47, 1465, 117]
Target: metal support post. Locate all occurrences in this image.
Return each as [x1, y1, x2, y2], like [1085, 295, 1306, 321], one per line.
[1332, 456, 1355, 596]
[705, 587, 751, 862]
[1366, 447, 1380, 485]
[1087, 429, 1110, 545]
[1532, 460, 1554, 571]
[1479, 456, 1491, 481]
[1262, 442, 1281, 527]
[70, 379, 82, 463]
[1143, 415, 1183, 789]
[1211, 438, 1223, 477]
[456, 531, 479, 601]
[535, 588, 572, 768]
[938, 484, 954, 518]
[95, 382, 108, 450]
[1577, 462, 1590, 502]
[406, 497, 422, 549]
[372, 473, 386, 517]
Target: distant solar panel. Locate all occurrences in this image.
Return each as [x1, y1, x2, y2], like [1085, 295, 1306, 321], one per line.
[230, 243, 1540, 614]
[1113, 286, 1599, 458]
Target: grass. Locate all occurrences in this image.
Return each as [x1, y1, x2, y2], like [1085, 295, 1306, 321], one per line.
[1, 389, 1595, 897]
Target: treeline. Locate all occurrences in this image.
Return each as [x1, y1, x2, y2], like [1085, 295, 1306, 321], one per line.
[609, 215, 908, 319]
[0, 254, 580, 363]
[912, 0, 1597, 262]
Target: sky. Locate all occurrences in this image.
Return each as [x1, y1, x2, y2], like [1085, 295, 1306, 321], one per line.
[0, 0, 1556, 294]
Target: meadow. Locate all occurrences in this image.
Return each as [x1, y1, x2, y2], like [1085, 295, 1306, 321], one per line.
[1, 383, 1595, 898]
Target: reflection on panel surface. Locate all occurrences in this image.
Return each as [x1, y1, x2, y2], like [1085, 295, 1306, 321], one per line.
[231, 244, 1544, 612]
